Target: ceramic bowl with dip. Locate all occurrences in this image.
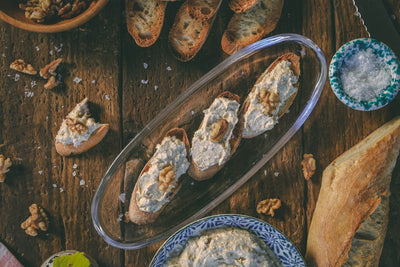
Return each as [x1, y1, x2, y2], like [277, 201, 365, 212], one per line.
[329, 38, 400, 111]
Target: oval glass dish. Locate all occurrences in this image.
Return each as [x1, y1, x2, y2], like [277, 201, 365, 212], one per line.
[91, 33, 327, 249]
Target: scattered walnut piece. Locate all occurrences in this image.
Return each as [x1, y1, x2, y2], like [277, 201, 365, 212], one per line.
[21, 204, 49, 236]
[159, 165, 176, 191]
[44, 76, 60, 90]
[256, 198, 281, 217]
[258, 88, 280, 116]
[210, 119, 229, 142]
[301, 154, 316, 180]
[40, 58, 63, 79]
[10, 59, 37, 75]
[0, 155, 12, 183]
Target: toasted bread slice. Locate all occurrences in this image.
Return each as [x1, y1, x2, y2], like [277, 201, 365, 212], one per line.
[229, 0, 258, 13]
[55, 124, 110, 156]
[221, 0, 284, 55]
[188, 91, 243, 181]
[129, 128, 190, 225]
[168, 1, 212, 62]
[242, 53, 300, 138]
[187, 0, 222, 21]
[306, 116, 400, 267]
[126, 0, 167, 47]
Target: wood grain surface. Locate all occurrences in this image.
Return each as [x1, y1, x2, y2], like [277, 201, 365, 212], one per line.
[0, 0, 399, 266]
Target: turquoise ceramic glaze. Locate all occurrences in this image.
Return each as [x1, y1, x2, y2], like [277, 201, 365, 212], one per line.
[329, 38, 400, 111]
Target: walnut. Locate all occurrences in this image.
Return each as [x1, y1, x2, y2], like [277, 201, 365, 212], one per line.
[258, 88, 280, 116]
[10, 59, 37, 75]
[256, 198, 281, 217]
[40, 58, 63, 79]
[44, 76, 60, 90]
[159, 165, 176, 191]
[21, 204, 49, 236]
[65, 117, 88, 135]
[0, 155, 12, 183]
[210, 119, 229, 142]
[301, 154, 316, 180]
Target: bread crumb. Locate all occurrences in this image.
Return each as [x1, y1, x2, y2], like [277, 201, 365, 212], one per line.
[73, 77, 82, 84]
[301, 154, 316, 180]
[257, 198, 281, 216]
[119, 193, 126, 203]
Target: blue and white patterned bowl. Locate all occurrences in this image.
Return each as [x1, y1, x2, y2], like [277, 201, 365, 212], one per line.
[329, 38, 400, 111]
[150, 214, 305, 267]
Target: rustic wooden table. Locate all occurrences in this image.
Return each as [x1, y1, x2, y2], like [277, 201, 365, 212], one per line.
[1, 0, 399, 266]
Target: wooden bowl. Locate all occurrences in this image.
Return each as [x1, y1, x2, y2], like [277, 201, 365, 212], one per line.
[0, 0, 109, 33]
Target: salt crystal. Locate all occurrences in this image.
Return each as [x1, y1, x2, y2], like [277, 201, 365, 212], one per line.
[72, 171, 76, 177]
[117, 214, 123, 222]
[340, 48, 391, 102]
[73, 77, 82, 84]
[105, 94, 111, 101]
[14, 74, 20, 81]
[264, 170, 267, 176]
[80, 179, 86, 186]
[119, 193, 126, 203]
[49, 50, 53, 56]
[143, 62, 148, 69]
[264, 133, 268, 138]
[141, 80, 148, 84]
[24, 91, 34, 98]
[285, 109, 290, 114]
[53, 165, 57, 168]
[31, 81, 37, 88]
[154, 85, 158, 91]
[35, 46, 40, 51]
[59, 188, 64, 192]
[73, 163, 78, 169]
[166, 66, 172, 71]
[38, 170, 43, 175]
[52, 184, 57, 188]
[274, 172, 279, 177]
[91, 80, 96, 84]
[191, 110, 195, 115]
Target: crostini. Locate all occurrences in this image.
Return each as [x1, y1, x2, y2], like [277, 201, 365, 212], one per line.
[242, 53, 300, 138]
[188, 91, 243, 181]
[55, 98, 109, 156]
[187, 0, 223, 21]
[129, 128, 190, 225]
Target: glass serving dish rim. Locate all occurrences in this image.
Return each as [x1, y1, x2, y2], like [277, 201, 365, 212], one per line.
[91, 33, 327, 250]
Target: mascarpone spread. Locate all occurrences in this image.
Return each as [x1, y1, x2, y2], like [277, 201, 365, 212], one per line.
[55, 99, 102, 147]
[164, 227, 281, 267]
[243, 60, 298, 138]
[191, 97, 240, 171]
[136, 136, 189, 213]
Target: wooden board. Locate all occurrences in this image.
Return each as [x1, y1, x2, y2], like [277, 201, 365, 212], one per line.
[0, 0, 399, 266]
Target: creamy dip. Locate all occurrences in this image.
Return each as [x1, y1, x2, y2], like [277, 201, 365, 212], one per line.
[164, 227, 282, 267]
[55, 98, 101, 147]
[243, 60, 298, 138]
[191, 97, 240, 171]
[136, 136, 189, 213]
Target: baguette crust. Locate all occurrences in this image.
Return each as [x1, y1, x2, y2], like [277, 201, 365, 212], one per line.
[221, 0, 284, 55]
[126, 0, 167, 47]
[55, 124, 109, 156]
[229, 0, 258, 13]
[188, 91, 243, 181]
[242, 53, 300, 139]
[306, 117, 400, 267]
[168, 1, 211, 62]
[129, 128, 190, 225]
[187, 0, 222, 20]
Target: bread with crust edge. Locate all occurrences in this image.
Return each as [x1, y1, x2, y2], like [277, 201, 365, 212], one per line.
[229, 0, 258, 13]
[129, 128, 190, 225]
[188, 91, 243, 181]
[305, 116, 400, 267]
[242, 52, 300, 139]
[187, 0, 222, 21]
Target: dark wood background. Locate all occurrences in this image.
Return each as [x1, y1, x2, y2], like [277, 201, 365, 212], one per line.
[1, 0, 399, 266]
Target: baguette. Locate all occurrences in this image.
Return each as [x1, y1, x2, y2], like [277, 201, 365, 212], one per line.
[55, 98, 109, 156]
[168, 1, 212, 62]
[221, 0, 284, 55]
[129, 128, 190, 225]
[126, 0, 167, 47]
[229, 0, 258, 13]
[187, 0, 223, 21]
[242, 53, 300, 138]
[305, 116, 400, 267]
[188, 91, 243, 181]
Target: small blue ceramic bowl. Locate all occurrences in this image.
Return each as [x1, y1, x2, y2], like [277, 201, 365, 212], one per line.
[329, 38, 400, 111]
[150, 214, 305, 267]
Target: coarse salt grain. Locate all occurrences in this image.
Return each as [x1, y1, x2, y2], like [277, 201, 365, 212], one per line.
[59, 188, 64, 192]
[31, 81, 37, 88]
[274, 172, 279, 177]
[80, 179, 86, 186]
[14, 74, 20, 81]
[35, 46, 40, 51]
[38, 170, 43, 175]
[52, 184, 57, 188]
[119, 193, 126, 203]
[117, 214, 124, 222]
[73, 77, 82, 84]
[166, 66, 172, 71]
[154, 85, 158, 91]
[141, 80, 148, 84]
[105, 94, 111, 101]
[340, 48, 391, 102]
[73, 163, 78, 169]
[72, 171, 77, 177]
[143, 62, 148, 69]
[264, 170, 267, 176]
